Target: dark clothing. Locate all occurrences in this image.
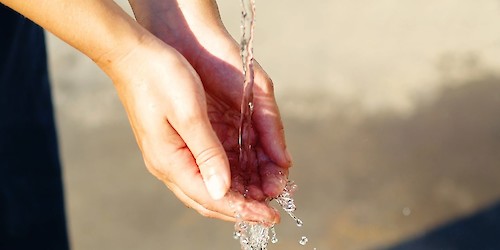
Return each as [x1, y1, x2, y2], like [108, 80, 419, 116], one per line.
[0, 4, 69, 250]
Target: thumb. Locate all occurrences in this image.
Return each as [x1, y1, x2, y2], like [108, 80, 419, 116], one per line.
[161, 56, 230, 200]
[170, 109, 231, 200]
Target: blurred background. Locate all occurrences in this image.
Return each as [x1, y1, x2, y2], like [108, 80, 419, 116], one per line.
[47, 0, 500, 249]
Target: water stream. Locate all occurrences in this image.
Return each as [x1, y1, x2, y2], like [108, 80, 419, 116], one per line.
[234, 0, 310, 249]
[238, 0, 256, 177]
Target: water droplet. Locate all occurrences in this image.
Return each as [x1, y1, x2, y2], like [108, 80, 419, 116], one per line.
[289, 183, 298, 193]
[241, 237, 249, 245]
[285, 202, 296, 212]
[270, 226, 278, 243]
[296, 218, 303, 227]
[233, 231, 241, 239]
[402, 207, 412, 216]
[299, 236, 308, 246]
[238, 222, 248, 230]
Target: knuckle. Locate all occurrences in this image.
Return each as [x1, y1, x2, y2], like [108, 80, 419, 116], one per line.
[195, 146, 224, 170]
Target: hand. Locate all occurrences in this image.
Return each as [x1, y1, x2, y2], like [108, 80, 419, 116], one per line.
[186, 39, 293, 200]
[107, 35, 281, 223]
[129, 0, 292, 208]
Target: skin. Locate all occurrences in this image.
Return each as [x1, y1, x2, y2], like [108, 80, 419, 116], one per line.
[1, 0, 291, 224]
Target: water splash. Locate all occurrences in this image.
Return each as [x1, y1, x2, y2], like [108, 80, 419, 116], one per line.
[233, 181, 306, 249]
[274, 180, 303, 228]
[234, 221, 271, 250]
[299, 236, 309, 246]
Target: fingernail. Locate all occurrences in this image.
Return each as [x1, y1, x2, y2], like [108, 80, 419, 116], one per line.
[206, 174, 228, 200]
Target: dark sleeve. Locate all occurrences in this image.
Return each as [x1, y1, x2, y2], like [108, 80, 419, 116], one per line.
[0, 4, 69, 249]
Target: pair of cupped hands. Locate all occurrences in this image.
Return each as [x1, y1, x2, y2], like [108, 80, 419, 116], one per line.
[108, 2, 292, 224]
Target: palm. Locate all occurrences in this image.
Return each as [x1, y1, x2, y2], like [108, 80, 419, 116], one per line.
[205, 93, 261, 201]
[196, 41, 290, 200]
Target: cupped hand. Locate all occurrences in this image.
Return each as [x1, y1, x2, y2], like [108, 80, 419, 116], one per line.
[194, 41, 292, 200]
[152, 21, 294, 200]
[127, 0, 292, 222]
[107, 36, 280, 223]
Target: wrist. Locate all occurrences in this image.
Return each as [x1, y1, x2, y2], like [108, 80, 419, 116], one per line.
[129, 0, 231, 54]
[101, 33, 193, 94]
[93, 27, 152, 76]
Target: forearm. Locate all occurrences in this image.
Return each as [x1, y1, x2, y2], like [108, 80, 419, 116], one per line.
[1, 0, 148, 72]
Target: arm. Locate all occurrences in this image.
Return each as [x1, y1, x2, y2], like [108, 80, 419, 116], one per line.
[1, 0, 279, 223]
[1, 0, 144, 73]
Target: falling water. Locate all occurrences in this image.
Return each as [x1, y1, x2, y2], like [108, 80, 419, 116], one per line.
[234, 0, 311, 249]
[235, 0, 263, 248]
[238, 0, 256, 177]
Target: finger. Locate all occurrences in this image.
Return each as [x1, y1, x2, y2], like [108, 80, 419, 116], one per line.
[257, 147, 289, 197]
[174, 115, 230, 200]
[168, 162, 280, 224]
[252, 62, 292, 168]
[136, 115, 272, 222]
[166, 182, 236, 221]
[260, 162, 289, 198]
[166, 76, 231, 200]
[245, 148, 266, 201]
